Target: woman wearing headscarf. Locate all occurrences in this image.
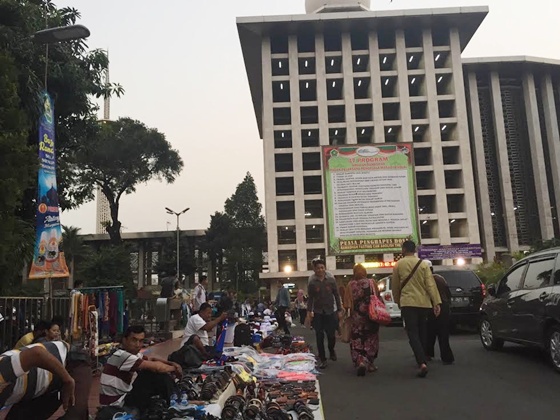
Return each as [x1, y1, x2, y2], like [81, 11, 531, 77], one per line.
[344, 263, 381, 376]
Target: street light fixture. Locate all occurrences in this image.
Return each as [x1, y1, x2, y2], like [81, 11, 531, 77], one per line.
[33, 25, 90, 44]
[165, 206, 190, 287]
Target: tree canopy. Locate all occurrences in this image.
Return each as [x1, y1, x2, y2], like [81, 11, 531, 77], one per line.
[68, 117, 183, 243]
[0, 0, 122, 289]
[206, 173, 266, 294]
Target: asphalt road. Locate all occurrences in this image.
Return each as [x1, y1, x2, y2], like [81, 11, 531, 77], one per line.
[294, 324, 560, 420]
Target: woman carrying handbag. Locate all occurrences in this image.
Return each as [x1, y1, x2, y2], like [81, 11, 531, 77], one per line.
[343, 264, 382, 376]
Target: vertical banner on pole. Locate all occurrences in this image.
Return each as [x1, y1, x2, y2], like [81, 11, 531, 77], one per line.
[29, 91, 69, 279]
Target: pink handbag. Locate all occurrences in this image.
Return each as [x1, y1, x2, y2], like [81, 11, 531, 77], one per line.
[368, 279, 391, 325]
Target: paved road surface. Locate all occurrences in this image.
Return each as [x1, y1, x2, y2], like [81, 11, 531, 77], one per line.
[295, 324, 560, 420]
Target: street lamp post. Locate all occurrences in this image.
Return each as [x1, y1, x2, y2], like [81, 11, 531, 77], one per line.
[165, 207, 190, 287]
[32, 24, 90, 317]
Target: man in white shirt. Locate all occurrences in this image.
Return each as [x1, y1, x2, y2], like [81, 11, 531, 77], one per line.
[192, 276, 208, 312]
[181, 303, 226, 358]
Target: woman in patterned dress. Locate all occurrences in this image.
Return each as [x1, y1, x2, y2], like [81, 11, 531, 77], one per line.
[344, 263, 380, 376]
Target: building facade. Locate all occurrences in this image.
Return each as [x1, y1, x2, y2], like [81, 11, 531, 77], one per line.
[238, 4, 560, 290]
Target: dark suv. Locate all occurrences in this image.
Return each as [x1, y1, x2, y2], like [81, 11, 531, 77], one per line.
[479, 248, 560, 372]
[434, 269, 485, 328]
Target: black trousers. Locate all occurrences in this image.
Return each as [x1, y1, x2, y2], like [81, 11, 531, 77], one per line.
[275, 306, 290, 335]
[402, 306, 431, 366]
[298, 309, 307, 325]
[124, 370, 174, 411]
[426, 303, 454, 363]
[312, 313, 337, 361]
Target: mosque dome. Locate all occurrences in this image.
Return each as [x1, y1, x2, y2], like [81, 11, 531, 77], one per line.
[305, 0, 371, 14]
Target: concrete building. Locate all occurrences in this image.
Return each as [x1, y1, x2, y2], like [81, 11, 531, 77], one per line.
[96, 63, 112, 234]
[237, 2, 560, 292]
[464, 57, 560, 262]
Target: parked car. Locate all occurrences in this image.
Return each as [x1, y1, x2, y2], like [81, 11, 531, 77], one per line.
[479, 248, 560, 372]
[435, 269, 486, 329]
[376, 276, 402, 323]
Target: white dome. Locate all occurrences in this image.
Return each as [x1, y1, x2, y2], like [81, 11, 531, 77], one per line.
[305, 0, 371, 13]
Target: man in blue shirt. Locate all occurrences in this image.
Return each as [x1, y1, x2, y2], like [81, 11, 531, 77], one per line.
[275, 280, 291, 335]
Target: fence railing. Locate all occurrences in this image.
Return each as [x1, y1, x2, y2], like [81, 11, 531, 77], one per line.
[0, 296, 163, 351]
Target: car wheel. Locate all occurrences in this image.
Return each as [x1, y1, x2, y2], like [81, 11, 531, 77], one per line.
[548, 326, 560, 373]
[480, 317, 503, 351]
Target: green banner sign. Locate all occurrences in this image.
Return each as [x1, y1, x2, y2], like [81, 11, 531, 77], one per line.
[323, 144, 419, 254]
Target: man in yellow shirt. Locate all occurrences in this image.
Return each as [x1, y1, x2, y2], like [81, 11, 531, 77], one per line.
[13, 320, 50, 349]
[392, 241, 442, 377]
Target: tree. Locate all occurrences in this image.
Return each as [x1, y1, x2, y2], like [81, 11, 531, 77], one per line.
[61, 225, 91, 286]
[205, 173, 265, 293]
[68, 118, 183, 244]
[0, 1, 122, 291]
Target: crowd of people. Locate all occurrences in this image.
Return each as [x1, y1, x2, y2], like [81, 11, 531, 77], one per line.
[0, 240, 453, 419]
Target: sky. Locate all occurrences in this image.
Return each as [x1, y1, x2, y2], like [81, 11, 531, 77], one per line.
[57, 0, 560, 234]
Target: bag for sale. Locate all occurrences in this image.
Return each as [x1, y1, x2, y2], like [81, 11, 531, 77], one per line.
[233, 323, 253, 347]
[341, 314, 352, 343]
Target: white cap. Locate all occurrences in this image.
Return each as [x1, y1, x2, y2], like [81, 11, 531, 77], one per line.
[423, 260, 432, 268]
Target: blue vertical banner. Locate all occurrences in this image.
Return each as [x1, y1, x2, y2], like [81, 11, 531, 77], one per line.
[29, 92, 69, 279]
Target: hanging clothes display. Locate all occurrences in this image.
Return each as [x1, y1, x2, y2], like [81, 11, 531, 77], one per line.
[68, 286, 125, 358]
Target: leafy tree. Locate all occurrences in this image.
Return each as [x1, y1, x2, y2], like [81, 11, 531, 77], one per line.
[154, 237, 197, 286]
[68, 118, 183, 244]
[0, 1, 122, 291]
[530, 238, 560, 253]
[205, 173, 265, 293]
[77, 244, 134, 297]
[475, 261, 507, 285]
[61, 225, 91, 286]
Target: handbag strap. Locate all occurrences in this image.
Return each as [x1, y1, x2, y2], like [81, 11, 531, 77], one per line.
[400, 259, 423, 292]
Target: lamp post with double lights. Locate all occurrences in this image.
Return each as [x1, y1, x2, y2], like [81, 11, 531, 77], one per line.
[165, 206, 190, 286]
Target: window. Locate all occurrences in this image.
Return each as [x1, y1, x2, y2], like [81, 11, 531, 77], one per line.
[305, 200, 323, 218]
[277, 226, 296, 245]
[275, 177, 294, 196]
[523, 258, 555, 289]
[498, 264, 526, 295]
[306, 225, 324, 243]
[276, 201, 295, 220]
[303, 153, 321, 171]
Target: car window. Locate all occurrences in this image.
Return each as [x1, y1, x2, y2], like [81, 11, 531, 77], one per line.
[377, 278, 390, 292]
[497, 264, 526, 295]
[438, 271, 480, 289]
[522, 258, 554, 289]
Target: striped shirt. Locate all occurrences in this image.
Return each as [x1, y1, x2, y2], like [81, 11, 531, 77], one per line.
[99, 349, 145, 407]
[0, 341, 68, 408]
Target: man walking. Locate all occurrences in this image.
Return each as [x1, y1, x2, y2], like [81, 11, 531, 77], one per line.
[274, 280, 291, 335]
[307, 259, 343, 369]
[392, 241, 441, 377]
[424, 260, 455, 364]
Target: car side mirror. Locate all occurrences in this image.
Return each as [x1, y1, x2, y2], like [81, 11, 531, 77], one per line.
[487, 283, 496, 297]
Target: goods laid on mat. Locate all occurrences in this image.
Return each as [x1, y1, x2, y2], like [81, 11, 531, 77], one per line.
[108, 344, 324, 420]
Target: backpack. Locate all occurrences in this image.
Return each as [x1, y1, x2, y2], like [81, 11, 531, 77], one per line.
[168, 343, 204, 369]
[233, 323, 253, 347]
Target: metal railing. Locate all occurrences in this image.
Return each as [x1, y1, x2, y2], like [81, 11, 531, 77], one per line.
[0, 296, 70, 352]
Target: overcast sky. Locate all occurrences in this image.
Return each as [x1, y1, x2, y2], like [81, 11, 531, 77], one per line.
[57, 0, 560, 234]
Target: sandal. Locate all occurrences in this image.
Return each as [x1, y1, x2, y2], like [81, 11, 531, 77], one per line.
[417, 364, 428, 378]
[367, 364, 378, 373]
[357, 364, 367, 377]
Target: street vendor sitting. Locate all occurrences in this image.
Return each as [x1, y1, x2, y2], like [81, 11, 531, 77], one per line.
[97, 325, 182, 418]
[180, 303, 227, 358]
[0, 341, 91, 420]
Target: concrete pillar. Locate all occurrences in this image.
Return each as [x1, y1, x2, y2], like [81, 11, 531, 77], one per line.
[288, 35, 307, 272]
[449, 28, 481, 244]
[422, 28, 450, 245]
[395, 29, 412, 141]
[541, 74, 560, 234]
[368, 32, 385, 144]
[342, 33, 357, 144]
[262, 37, 279, 273]
[522, 71, 554, 240]
[466, 71, 496, 261]
[489, 71, 519, 252]
[315, 34, 329, 146]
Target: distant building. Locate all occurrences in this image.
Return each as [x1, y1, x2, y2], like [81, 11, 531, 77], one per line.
[238, 2, 560, 293]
